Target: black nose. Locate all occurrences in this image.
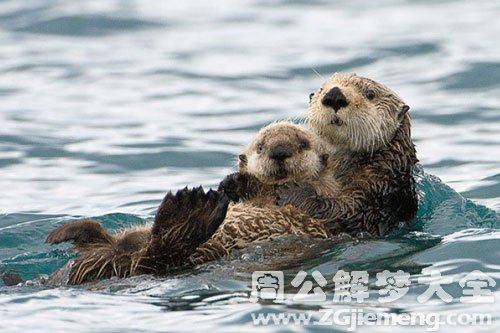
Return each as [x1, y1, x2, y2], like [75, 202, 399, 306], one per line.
[321, 87, 348, 112]
[269, 145, 292, 162]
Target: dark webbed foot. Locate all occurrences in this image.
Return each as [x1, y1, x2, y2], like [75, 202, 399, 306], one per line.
[218, 172, 254, 202]
[147, 187, 229, 270]
[46, 219, 114, 248]
[277, 182, 319, 210]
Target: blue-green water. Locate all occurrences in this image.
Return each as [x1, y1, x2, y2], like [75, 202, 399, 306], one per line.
[1, 1, 499, 332]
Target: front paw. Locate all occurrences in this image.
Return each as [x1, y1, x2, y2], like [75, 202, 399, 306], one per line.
[277, 182, 318, 208]
[218, 172, 249, 202]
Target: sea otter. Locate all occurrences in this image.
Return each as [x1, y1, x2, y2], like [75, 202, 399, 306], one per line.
[46, 122, 339, 284]
[277, 73, 419, 236]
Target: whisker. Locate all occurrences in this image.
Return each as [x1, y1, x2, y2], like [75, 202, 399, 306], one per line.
[311, 67, 325, 80]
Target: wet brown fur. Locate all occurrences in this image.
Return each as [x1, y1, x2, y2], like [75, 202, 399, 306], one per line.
[46, 221, 152, 284]
[46, 188, 229, 284]
[46, 123, 339, 284]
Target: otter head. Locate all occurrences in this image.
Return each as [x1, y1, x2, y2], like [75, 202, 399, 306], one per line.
[238, 122, 329, 184]
[308, 73, 410, 154]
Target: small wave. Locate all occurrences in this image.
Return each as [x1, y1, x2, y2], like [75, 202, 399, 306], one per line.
[14, 15, 163, 37]
[442, 62, 500, 90]
[415, 164, 499, 235]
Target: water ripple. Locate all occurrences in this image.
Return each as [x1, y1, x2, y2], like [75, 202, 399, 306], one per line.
[0, 0, 499, 331]
[443, 62, 500, 90]
[14, 15, 164, 36]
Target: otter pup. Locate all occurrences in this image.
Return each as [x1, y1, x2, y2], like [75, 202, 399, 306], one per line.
[194, 122, 339, 260]
[46, 122, 338, 284]
[276, 73, 419, 236]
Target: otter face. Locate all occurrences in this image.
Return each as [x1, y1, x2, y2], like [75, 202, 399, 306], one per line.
[239, 122, 329, 184]
[308, 73, 410, 154]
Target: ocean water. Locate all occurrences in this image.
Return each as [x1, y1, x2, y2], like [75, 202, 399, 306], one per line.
[0, 0, 499, 332]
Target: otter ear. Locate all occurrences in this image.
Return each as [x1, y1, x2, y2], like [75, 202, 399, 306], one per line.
[309, 92, 315, 103]
[238, 154, 247, 169]
[398, 104, 410, 120]
[320, 154, 329, 165]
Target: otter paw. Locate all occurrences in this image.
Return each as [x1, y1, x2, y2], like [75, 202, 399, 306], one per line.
[154, 187, 228, 235]
[218, 172, 250, 202]
[277, 182, 318, 208]
[149, 187, 230, 265]
[46, 219, 113, 246]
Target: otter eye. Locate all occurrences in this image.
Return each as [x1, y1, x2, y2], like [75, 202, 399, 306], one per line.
[309, 92, 315, 103]
[366, 89, 376, 100]
[257, 143, 263, 153]
[299, 141, 308, 149]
